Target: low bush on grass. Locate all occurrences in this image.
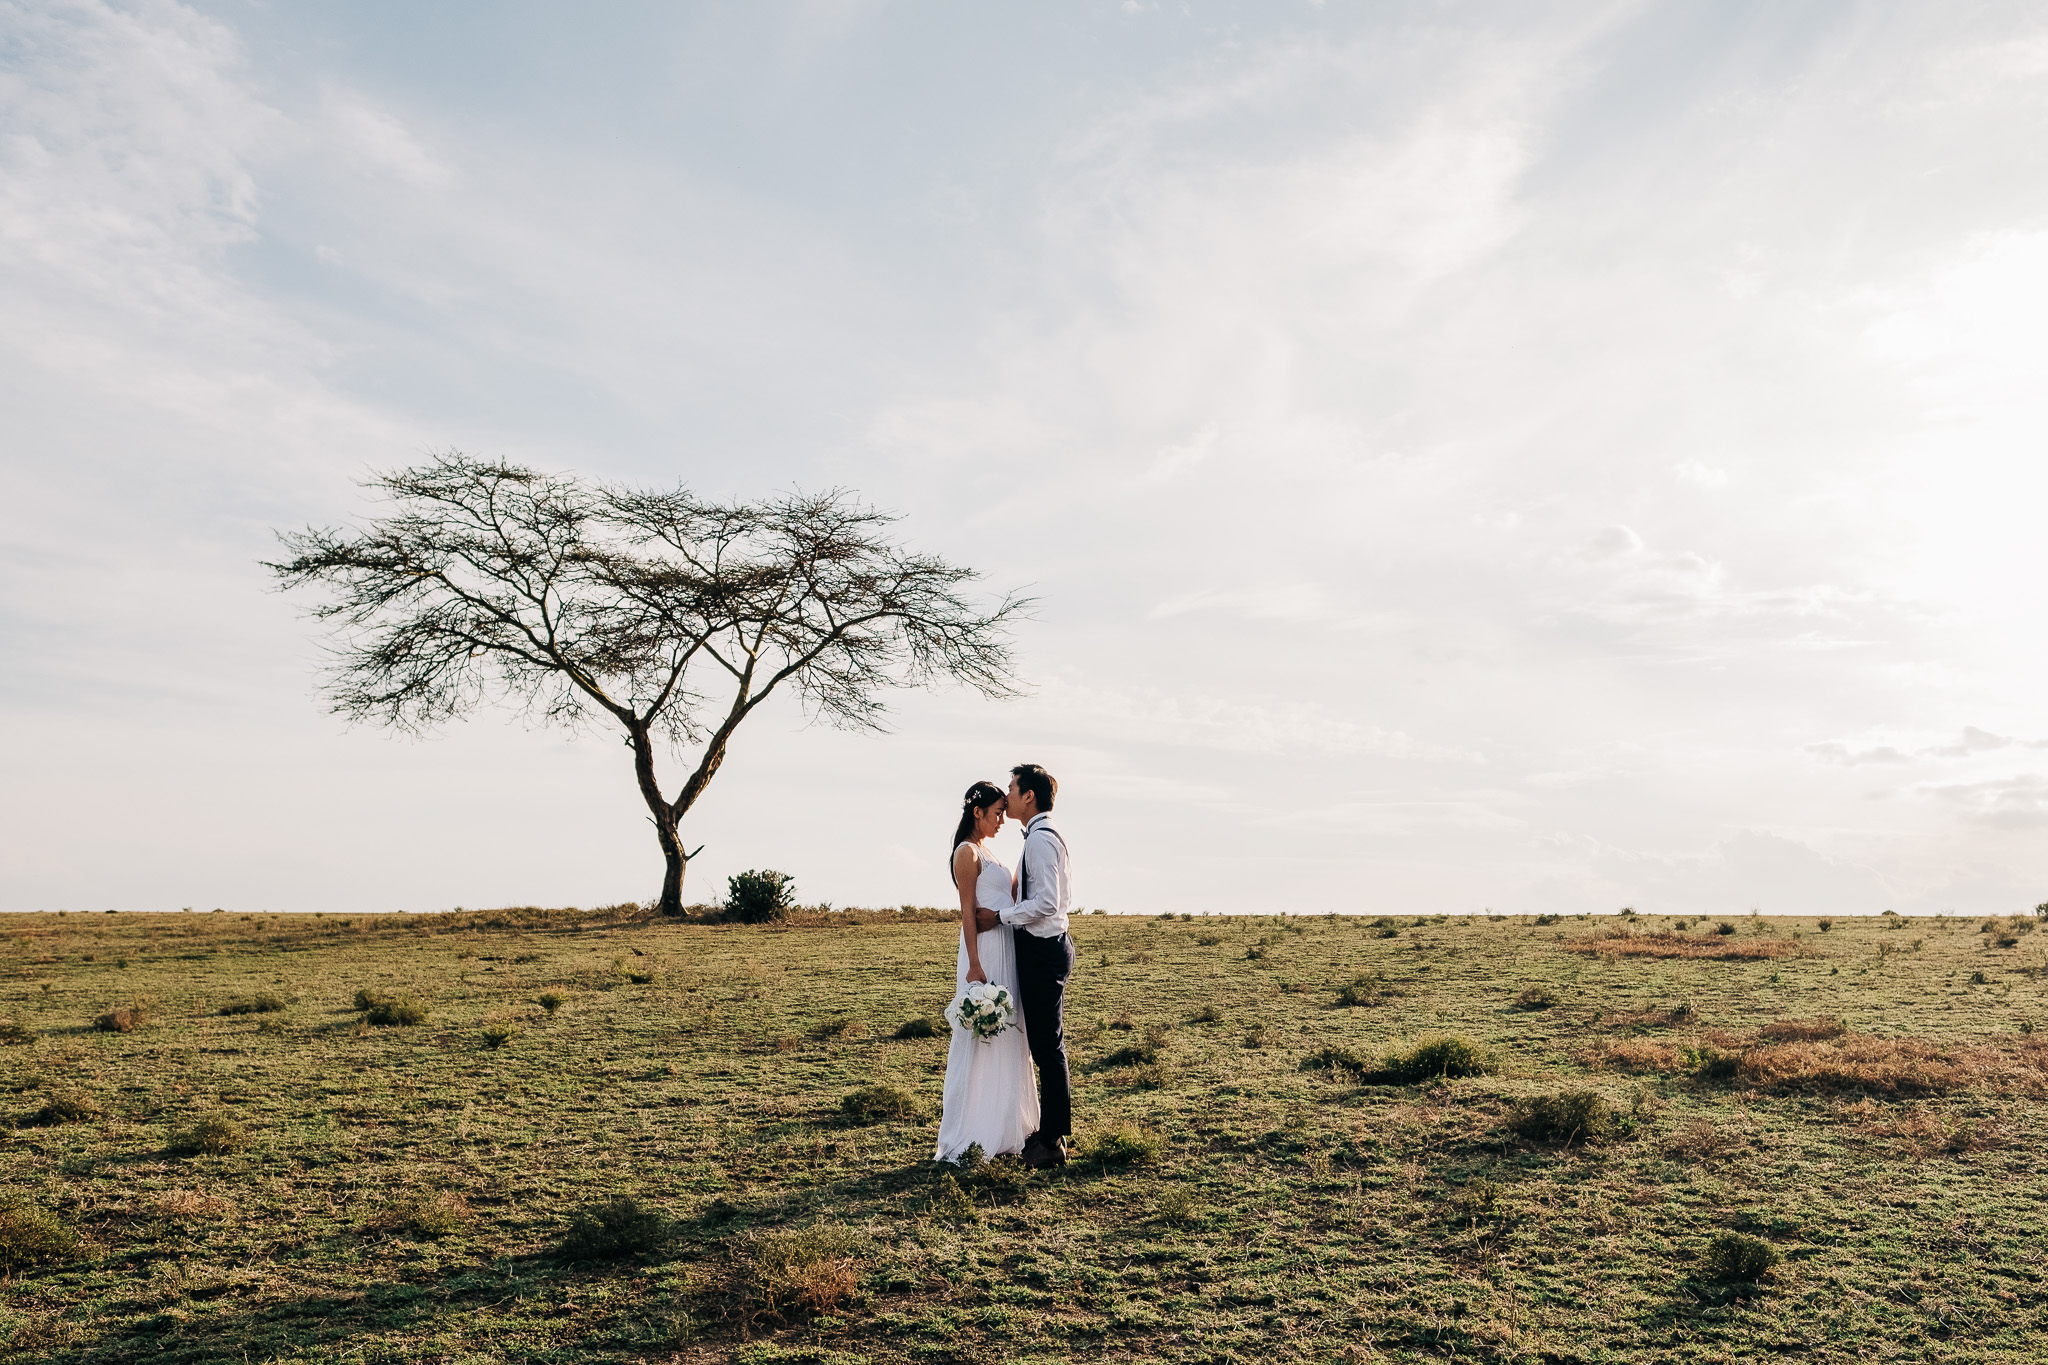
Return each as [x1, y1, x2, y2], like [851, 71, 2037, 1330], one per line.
[892, 1015, 940, 1039]
[1701, 1232, 1780, 1282]
[92, 1006, 143, 1033]
[168, 1114, 249, 1156]
[1109, 1061, 1167, 1088]
[1335, 975, 1391, 1007]
[1714, 921, 1737, 936]
[1190, 1004, 1224, 1024]
[963, 1151, 1034, 1201]
[1686, 1045, 1745, 1081]
[1100, 1023, 1170, 1068]
[364, 995, 425, 1026]
[838, 1084, 923, 1124]
[0, 1018, 35, 1045]
[367, 1192, 470, 1238]
[1304, 1036, 1495, 1084]
[726, 869, 799, 924]
[1380, 1035, 1496, 1082]
[809, 1017, 864, 1041]
[23, 1092, 100, 1127]
[1507, 1090, 1613, 1144]
[558, 1196, 672, 1261]
[1155, 1186, 1201, 1224]
[481, 1023, 517, 1048]
[219, 993, 286, 1016]
[727, 1223, 867, 1325]
[1083, 1123, 1161, 1166]
[0, 1200, 77, 1270]
[1302, 1045, 1374, 1081]
[1511, 985, 1559, 1011]
[928, 1173, 978, 1223]
[538, 991, 566, 1014]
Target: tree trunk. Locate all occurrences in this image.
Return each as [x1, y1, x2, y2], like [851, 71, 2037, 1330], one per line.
[627, 721, 690, 916]
[657, 813, 687, 917]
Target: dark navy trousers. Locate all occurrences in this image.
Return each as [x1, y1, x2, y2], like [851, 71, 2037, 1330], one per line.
[1012, 927, 1075, 1138]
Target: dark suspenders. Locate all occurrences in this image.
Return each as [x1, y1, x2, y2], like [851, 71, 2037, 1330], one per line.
[1019, 825, 1067, 901]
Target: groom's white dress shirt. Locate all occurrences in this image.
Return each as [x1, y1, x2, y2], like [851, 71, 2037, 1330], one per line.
[1001, 813, 1070, 938]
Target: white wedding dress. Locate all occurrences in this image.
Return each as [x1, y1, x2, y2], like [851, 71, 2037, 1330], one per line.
[933, 841, 1039, 1162]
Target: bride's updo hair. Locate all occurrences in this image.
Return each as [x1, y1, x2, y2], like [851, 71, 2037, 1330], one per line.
[952, 780, 1006, 853]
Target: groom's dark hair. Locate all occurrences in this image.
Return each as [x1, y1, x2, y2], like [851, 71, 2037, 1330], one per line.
[1011, 763, 1056, 812]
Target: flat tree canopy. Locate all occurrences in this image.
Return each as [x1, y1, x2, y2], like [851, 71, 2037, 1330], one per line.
[268, 452, 1027, 914]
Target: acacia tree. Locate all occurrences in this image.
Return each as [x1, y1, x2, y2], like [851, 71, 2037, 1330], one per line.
[268, 452, 1027, 915]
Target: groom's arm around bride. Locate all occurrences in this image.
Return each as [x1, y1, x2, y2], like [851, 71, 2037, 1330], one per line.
[984, 763, 1074, 1167]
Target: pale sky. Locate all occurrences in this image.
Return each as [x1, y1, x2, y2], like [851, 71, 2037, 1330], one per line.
[4, 1, 2046, 916]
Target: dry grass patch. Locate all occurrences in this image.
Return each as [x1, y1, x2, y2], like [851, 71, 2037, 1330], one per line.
[1857, 1106, 2003, 1157]
[1578, 1038, 1684, 1072]
[152, 1190, 235, 1222]
[1584, 1024, 2048, 1096]
[1597, 1001, 1696, 1030]
[365, 1192, 470, 1238]
[1660, 1117, 1742, 1163]
[1564, 930, 1800, 961]
[727, 1223, 867, 1327]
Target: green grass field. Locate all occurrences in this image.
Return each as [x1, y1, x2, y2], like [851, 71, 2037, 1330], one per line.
[4, 904, 2047, 1363]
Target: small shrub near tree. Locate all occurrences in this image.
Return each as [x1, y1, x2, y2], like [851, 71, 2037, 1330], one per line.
[559, 1196, 672, 1261]
[220, 994, 286, 1016]
[1511, 985, 1560, 1011]
[839, 1085, 922, 1124]
[727, 870, 798, 924]
[481, 1024, 517, 1049]
[0, 1200, 78, 1270]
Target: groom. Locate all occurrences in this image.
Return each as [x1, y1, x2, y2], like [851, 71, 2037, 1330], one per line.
[975, 763, 1073, 1169]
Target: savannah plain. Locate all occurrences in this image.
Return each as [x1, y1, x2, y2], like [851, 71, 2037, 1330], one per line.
[3, 903, 2047, 1364]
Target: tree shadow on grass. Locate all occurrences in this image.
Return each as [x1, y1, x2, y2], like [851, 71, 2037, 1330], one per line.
[41, 1252, 640, 1365]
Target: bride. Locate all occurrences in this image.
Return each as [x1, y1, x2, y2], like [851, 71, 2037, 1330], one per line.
[934, 780, 1039, 1162]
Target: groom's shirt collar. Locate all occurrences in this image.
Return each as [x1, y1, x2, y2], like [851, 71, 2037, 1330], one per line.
[1026, 813, 1052, 832]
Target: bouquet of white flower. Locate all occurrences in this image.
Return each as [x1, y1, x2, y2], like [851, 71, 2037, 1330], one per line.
[945, 980, 1017, 1042]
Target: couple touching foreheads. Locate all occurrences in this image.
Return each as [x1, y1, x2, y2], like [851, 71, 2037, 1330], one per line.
[934, 763, 1074, 1170]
